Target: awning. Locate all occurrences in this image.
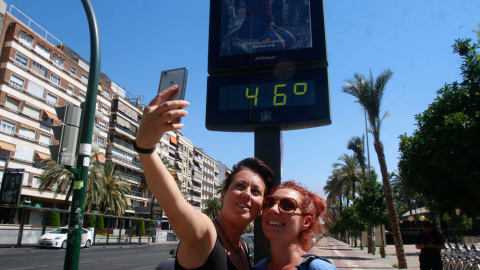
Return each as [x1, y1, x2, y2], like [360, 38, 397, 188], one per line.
[0, 141, 16, 151]
[35, 152, 51, 160]
[44, 110, 59, 121]
[169, 135, 177, 145]
[91, 152, 105, 162]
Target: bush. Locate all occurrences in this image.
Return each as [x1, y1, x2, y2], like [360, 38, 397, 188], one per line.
[136, 220, 145, 237]
[85, 215, 96, 228]
[47, 211, 60, 227]
[96, 214, 104, 232]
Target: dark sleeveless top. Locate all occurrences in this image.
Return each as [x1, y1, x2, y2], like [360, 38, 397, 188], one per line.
[174, 237, 251, 270]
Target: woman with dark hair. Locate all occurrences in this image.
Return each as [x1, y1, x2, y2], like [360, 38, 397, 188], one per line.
[135, 85, 274, 270]
[254, 181, 337, 270]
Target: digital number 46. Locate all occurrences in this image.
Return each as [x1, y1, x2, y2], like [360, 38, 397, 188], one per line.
[245, 82, 308, 106]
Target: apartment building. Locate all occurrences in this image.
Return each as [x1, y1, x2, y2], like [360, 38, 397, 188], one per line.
[0, 3, 228, 226]
[0, 6, 109, 224]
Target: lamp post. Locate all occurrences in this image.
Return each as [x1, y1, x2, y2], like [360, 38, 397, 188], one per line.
[355, 101, 373, 254]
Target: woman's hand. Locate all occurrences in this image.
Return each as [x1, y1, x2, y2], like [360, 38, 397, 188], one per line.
[135, 85, 189, 149]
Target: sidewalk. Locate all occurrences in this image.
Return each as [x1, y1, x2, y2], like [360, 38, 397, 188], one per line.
[310, 236, 420, 270]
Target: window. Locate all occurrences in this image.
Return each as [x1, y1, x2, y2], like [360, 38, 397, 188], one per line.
[46, 93, 58, 106]
[79, 92, 86, 102]
[97, 137, 105, 146]
[70, 66, 77, 76]
[1, 119, 16, 134]
[5, 96, 20, 111]
[26, 81, 44, 98]
[14, 145, 34, 162]
[81, 74, 88, 85]
[14, 52, 28, 68]
[101, 106, 109, 116]
[10, 74, 25, 89]
[23, 104, 41, 119]
[103, 89, 111, 99]
[34, 43, 51, 59]
[32, 61, 48, 78]
[67, 85, 74, 95]
[19, 127, 36, 140]
[19, 31, 33, 48]
[39, 134, 51, 145]
[99, 120, 107, 129]
[53, 55, 64, 68]
[50, 73, 61, 86]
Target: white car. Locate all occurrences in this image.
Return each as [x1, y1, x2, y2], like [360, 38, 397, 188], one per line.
[37, 227, 93, 249]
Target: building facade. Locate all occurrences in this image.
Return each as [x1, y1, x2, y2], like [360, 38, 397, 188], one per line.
[0, 3, 225, 226]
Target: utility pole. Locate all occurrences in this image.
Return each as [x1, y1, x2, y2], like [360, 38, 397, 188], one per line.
[63, 0, 100, 269]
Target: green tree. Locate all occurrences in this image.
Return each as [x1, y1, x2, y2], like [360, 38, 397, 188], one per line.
[86, 161, 131, 216]
[324, 168, 350, 215]
[47, 211, 61, 227]
[37, 160, 75, 210]
[347, 136, 367, 182]
[339, 205, 366, 247]
[333, 153, 361, 203]
[85, 215, 96, 228]
[342, 69, 407, 268]
[399, 30, 480, 217]
[203, 197, 222, 219]
[136, 219, 145, 236]
[96, 213, 104, 232]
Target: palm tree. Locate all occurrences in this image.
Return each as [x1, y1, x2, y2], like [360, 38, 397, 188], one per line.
[347, 136, 374, 253]
[37, 159, 75, 210]
[86, 161, 131, 216]
[333, 153, 361, 202]
[347, 136, 367, 183]
[203, 197, 222, 219]
[342, 69, 407, 268]
[324, 168, 350, 214]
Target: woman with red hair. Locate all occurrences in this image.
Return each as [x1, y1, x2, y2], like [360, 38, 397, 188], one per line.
[254, 181, 337, 270]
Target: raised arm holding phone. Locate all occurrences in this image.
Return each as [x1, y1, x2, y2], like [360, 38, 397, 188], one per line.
[135, 84, 274, 270]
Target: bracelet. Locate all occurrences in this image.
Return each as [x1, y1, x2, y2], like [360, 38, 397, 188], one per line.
[133, 140, 156, 154]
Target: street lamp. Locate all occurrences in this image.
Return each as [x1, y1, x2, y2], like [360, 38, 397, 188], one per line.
[419, 215, 426, 222]
[354, 100, 374, 254]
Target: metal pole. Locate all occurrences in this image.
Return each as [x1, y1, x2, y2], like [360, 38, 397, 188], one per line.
[254, 128, 281, 264]
[64, 0, 100, 269]
[364, 109, 375, 255]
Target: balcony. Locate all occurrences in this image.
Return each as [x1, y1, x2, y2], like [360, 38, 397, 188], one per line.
[191, 195, 201, 203]
[194, 156, 203, 163]
[113, 123, 136, 137]
[117, 172, 141, 184]
[192, 186, 201, 193]
[194, 166, 202, 173]
[193, 176, 202, 184]
[111, 154, 142, 170]
[112, 138, 134, 152]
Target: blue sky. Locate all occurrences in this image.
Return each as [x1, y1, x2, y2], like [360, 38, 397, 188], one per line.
[4, 0, 479, 197]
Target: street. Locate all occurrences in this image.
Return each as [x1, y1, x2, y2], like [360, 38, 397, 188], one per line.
[0, 243, 178, 270]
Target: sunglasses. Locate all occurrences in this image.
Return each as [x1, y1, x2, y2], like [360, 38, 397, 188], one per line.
[263, 196, 303, 214]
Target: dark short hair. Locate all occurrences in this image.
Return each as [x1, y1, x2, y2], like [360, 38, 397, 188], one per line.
[423, 221, 433, 228]
[222, 157, 274, 196]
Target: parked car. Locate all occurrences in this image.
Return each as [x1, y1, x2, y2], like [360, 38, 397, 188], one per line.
[37, 227, 93, 249]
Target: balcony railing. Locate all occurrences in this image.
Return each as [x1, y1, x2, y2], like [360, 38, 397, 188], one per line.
[112, 138, 134, 151]
[117, 172, 141, 184]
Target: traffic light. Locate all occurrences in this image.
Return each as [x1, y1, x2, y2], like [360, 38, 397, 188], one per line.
[49, 104, 82, 167]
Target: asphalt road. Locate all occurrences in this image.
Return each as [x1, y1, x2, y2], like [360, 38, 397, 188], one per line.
[0, 243, 178, 270]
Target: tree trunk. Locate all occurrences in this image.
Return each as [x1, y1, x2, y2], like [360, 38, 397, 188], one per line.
[367, 224, 373, 253]
[373, 138, 408, 269]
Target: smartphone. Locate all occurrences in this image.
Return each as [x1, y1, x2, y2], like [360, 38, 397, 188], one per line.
[158, 67, 188, 102]
[158, 67, 188, 123]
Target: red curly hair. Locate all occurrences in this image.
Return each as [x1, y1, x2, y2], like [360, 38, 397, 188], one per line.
[271, 180, 326, 251]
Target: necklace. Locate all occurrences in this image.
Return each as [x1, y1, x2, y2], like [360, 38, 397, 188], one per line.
[214, 219, 243, 262]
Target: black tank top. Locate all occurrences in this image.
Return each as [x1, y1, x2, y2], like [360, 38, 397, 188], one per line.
[174, 237, 250, 270]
